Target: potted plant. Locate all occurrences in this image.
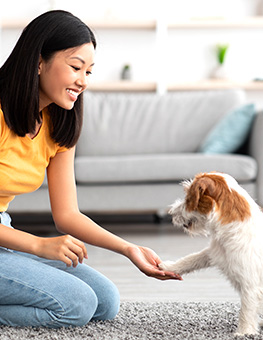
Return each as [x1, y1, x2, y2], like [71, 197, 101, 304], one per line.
[121, 64, 132, 80]
[211, 44, 229, 79]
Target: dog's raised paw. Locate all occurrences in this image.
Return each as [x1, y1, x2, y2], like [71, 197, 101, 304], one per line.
[158, 260, 177, 271]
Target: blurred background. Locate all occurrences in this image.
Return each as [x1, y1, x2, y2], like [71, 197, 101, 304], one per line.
[1, 0, 263, 106]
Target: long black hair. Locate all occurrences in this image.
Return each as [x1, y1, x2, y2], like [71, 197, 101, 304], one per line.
[0, 10, 96, 148]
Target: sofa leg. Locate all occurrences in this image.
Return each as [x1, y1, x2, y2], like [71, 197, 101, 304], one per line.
[153, 210, 167, 224]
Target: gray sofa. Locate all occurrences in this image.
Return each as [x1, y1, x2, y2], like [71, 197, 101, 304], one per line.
[8, 89, 262, 216]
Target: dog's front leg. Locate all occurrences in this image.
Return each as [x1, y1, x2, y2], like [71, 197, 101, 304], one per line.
[235, 291, 260, 336]
[159, 247, 211, 275]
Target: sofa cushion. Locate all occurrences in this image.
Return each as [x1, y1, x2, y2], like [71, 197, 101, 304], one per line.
[75, 153, 257, 184]
[77, 90, 246, 156]
[199, 103, 256, 154]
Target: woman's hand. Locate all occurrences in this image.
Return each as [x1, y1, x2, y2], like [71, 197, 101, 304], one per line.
[124, 244, 182, 281]
[35, 235, 88, 267]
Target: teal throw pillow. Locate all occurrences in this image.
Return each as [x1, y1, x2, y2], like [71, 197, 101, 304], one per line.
[199, 103, 256, 154]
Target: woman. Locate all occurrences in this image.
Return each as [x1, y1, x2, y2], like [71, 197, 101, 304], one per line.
[0, 10, 180, 328]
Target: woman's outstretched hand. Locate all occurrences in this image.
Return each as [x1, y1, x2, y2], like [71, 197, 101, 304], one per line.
[125, 244, 182, 281]
[35, 235, 88, 267]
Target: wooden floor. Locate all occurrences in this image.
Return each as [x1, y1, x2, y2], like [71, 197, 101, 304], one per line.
[16, 215, 240, 303]
[81, 219, 240, 303]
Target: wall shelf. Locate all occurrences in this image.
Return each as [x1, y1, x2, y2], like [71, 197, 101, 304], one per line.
[1, 19, 30, 29]
[3, 16, 263, 30]
[88, 80, 263, 92]
[168, 16, 263, 29]
[0, 18, 157, 30]
[167, 80, 263, 91]
[88, 20, 156, 30]
[88, 81, 157, 92]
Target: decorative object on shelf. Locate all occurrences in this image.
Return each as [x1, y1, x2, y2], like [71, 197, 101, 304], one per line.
[121, 64, 132, 80]
[210, 43, 229, 79]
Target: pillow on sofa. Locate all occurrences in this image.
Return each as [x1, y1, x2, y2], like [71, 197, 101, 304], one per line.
[199, 103, 256, 154]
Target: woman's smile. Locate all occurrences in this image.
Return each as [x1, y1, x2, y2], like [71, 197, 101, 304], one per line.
[66, 88, 80, 101]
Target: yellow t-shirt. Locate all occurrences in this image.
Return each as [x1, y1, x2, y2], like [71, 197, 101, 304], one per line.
[0, 108, 68, 211]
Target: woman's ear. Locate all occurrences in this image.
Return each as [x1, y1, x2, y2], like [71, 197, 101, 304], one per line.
[38, 55, 43, 75]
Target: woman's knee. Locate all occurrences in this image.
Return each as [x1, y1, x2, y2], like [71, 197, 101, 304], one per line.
[93, 281, 120, 321]
[51, 282, 99, 328]
[68, 287, 99, 327]
[65, 282, 120, 326]
[56, 264, 120, 323]
[102, 284, 120, 320]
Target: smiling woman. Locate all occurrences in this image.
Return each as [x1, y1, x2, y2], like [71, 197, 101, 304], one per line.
[38, 43, 95, 111]
[0, 10, 96, 148]
[0, 10, 180, 330]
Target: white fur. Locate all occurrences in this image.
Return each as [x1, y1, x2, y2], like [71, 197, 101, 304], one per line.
[159, 172, 263, 336]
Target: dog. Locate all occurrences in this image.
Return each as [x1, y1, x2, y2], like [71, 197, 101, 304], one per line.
[159, 172, 263, 336]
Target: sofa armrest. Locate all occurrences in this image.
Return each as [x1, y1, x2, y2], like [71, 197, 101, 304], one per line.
[248, 110, 263, 206]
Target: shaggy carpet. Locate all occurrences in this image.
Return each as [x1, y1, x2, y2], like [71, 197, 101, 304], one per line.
[0, 301, 262, 340]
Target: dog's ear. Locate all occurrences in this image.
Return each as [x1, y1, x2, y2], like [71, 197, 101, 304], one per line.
[185, 176, 215, 214]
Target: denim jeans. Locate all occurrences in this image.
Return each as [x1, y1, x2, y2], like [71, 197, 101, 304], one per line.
[0, 212, 120, 328]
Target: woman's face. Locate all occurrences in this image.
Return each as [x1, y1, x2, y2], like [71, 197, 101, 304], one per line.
[38, 42, 95, 111]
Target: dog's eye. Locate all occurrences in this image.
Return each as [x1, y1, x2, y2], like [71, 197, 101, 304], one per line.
[183, 220, 193, 229]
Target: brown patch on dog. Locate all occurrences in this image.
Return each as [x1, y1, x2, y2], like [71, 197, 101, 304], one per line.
[185, 173, 251, 224]
[185, 176, 215, 214]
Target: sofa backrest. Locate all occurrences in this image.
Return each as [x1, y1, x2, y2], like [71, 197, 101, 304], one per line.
[76, 89, 246, 156]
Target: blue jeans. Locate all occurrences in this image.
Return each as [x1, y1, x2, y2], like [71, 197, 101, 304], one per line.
[0, 212, 120, 328]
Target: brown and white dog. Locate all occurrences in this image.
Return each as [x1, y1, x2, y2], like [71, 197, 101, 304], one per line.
[159, 172, 263, 336]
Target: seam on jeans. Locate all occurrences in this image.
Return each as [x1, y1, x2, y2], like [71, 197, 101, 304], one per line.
[0, 274, 66, 327]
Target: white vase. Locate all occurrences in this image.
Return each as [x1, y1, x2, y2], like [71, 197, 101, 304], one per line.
[210, 64, 227, 80]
